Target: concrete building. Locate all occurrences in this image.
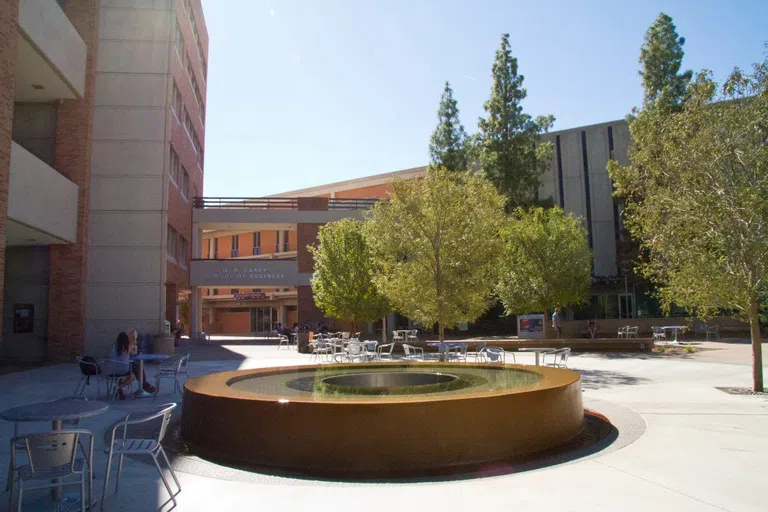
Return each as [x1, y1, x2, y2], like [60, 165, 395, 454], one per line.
[195, 120, 642, 335]
[0, 0, 208, 362]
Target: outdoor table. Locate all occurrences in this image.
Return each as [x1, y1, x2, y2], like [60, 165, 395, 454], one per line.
[519, 347, 557, 366]
[131, 353, 169, 397]
[426, 342, 468, 362]
[1, 397, 109, 507]
[662, 326, 686, 343]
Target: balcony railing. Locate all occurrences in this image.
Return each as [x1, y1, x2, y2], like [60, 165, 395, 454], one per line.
[193, 197, 298, 209]
[193, 197, 382, 210]
[328, 198, 380, 209]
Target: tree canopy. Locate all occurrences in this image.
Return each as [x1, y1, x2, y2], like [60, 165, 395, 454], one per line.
[477, 33, 554, 209]
[364, 168, 506, 340]
[495, 207, 591, 316]
[609, 53, 768, 391]
[639, 13, 693, 110]
[429, 81, 469, 172]
[309, 218, 389, 331]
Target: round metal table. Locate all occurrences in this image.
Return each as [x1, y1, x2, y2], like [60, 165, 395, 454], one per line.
[2, 398, 109, 510]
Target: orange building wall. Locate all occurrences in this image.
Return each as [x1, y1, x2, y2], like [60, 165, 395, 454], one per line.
[217, 311, 251, 333]
[334, 184, 391, 199]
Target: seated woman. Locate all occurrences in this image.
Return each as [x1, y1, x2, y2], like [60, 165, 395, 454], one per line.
[107, 332, 135, 400]
[126, 330, 155, 394]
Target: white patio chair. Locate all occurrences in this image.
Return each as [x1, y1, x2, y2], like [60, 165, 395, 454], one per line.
[694, 324, 708, 336]
[483, 346, 514, 363]
[177, 353, 190, 382]
[10, 430, 94, 512]
[392, 331, 404, 344]
[706, 325, 720, 340]
[376, 343, 395, 362]
[470, 342, 487, 362]
[402, 344, 424, 361]
[345, 341, 367, 363]
[617, 326, 628, 339]
[651, 326, 667, 344]
[98, 359, 135, 402]
[75, 356, 103, 397]
[277, 334, 290, 349]
[628, 326, 639, 339]
[101, 403, 180, 511]
[544, 348, 571, 368]
[153, 355, 184, 401]
[447, 344, 467, 362]
[406, 330, 418, 344]
[310, 340, 333, 363]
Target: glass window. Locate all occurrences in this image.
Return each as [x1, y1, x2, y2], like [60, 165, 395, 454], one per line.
[169, 148, 180, 184]
[166, 226, 177, 260]
[180, 167, 189, 199]
[172, 82, 182, 120]
[283, 230, 290, 252]
[179, 237, 187, 266]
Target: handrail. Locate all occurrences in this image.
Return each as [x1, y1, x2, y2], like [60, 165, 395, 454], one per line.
[193, 197, 382, 210]
[192, 197, 298, 209]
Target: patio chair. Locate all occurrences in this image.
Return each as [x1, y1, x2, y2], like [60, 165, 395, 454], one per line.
[346, 341, 367, 363]
[706, 325, 720, 341]
[483, 346, 514, 363]
[694, 324, 708, 336]
[392, 331, 404, 344]
[470, 342, 487, 362]
[309, 340, 332, 363]
[628, 326, 639, 339]
[406, 330, 418, 344]
[651, 326, 667, 344]
[177, 353, 190, 382]
[376, 343, 395, 362]
[402, 344, 424, 361]
[75, 356, 102, 397]
[9, 430, 94, 512]
[277, 334, 290, 349]
[617, 326, 628, 339]
[447, 344, 467, 362]
[152, 355, 184, 401]
[544, 348, 571, 368]
[101, 404, 180, 511]
[98, 359, 135, 402]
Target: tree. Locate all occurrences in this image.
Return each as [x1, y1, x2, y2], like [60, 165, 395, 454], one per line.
[608, 53, 768, 391]
[639, 13, 693, 110]
[429, 81, 469, 172]
[477, 33, 554, 209]
[364, 168, 506, 341]
[496, 207, 591, 316]
[309, 218, 389, 332]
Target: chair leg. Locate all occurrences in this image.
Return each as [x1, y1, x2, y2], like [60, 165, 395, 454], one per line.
[8, 470, 13, 511]
[159, 447, 181, 493]
[152, 454, 177, 506]
[81, 471, 86, 512]
[115, 453, 124, 494]
[16, 484, 22, 512]
[100, 454, 113, 511]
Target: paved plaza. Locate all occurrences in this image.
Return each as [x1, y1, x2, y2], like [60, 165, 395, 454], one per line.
[0, 340, 766, 512]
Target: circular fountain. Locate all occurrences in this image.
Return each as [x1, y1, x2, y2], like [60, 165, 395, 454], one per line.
[181, 363, 584, 475]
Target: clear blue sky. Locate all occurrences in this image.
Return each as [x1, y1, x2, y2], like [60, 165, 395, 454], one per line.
[199, 0, 767, 197]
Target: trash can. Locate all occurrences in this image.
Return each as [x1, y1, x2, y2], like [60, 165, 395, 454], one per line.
[298, 332, 311, 354]
[163, 320, 172, 335]
[152, 334, 175, 356]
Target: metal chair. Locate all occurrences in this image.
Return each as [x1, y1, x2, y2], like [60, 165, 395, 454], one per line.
[98, 359, 134, 402]
[74, 356, 102, 397]
[470, 342, 487, 362]
[544, 348, 571, 368]
[392, 331, 404, 344]
[652, 326, 667, 344]
[277, 334, 290, 349]
[402, 344, 424, 361]
[617, 326, 628, 339]
[346, 341, 367, 363]
[406, 330, 418, 344]
[309, 340, 332, 363]
[627, 326, 639, 339]
[447, 344, 467, 362]
[483, 346, 514, 363]
[177, 353, 190, 382]
[706, 325, 720, 340]
[9, 430, 94, 512]
[101, 403, 180, 511]
[153, 355, 185, 401]
[376, 343, 395, 362]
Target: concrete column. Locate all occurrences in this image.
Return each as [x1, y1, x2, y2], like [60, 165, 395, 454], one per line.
[0, 0, 20, 354]
[190, 286, 202, 337]
[192, 225, 202, 259]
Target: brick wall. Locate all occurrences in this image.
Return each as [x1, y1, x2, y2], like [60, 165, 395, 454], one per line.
[47, 0, 99, 362]
[0, 0, 19, 352]
[297, 223, 321, 273]
[297, 285, 325, 329]
[297, 197, 329, 211]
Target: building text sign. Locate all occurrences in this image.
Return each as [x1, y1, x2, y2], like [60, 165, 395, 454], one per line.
[190, 260, 306, 287]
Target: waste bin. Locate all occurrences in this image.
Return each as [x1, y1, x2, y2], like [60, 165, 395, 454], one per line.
[298, 332, 311, 354]
[152, 334, 175, 356]
[163, 320, 172, 335]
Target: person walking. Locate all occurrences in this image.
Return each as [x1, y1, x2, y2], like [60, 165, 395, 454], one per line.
[552, 308, 562, 339]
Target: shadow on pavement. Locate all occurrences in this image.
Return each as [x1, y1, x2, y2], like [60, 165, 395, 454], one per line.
[578, 368, 650, 390]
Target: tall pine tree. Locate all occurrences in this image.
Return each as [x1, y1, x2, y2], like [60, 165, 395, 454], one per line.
[478, 34, 554, 210]
[639, 13, 692, 110]
[429, 82, 468, 171]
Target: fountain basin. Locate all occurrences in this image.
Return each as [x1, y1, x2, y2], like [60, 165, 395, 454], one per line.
[181, 363, 583, 475]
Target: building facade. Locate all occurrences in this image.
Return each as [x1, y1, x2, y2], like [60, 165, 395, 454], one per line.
[0, 0, 208, 362]
[196, 121, 637, 335]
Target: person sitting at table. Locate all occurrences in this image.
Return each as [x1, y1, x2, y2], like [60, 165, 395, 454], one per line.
[126, 330, 155, 394]
[107, 332, 135, 400]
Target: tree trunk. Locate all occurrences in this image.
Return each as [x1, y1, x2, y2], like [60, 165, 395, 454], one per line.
[748, 296, 764, 392]
[439, 324, 444, 342]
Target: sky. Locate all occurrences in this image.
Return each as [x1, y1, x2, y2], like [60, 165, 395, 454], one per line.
[199, 0, 768, 197]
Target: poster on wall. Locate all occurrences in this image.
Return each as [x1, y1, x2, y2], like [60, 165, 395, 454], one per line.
[13, 304, 34, 334]
[518, 314, 545, 339]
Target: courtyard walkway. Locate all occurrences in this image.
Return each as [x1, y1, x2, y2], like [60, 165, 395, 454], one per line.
[0, 340, 765, 511]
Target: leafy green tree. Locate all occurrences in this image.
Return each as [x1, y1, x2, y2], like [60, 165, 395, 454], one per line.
[364, 168, 506, 341]
[639, 13, 693, 110]
[429, 81, 469, 172]
[477, 33, 554, 209]
[309, 218, 389, 332]
[496, 207, 591, 316]
[609, 54, 768, 391]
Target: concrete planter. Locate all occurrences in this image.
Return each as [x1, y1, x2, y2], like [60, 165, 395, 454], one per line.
[152, 334, 175, 356]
